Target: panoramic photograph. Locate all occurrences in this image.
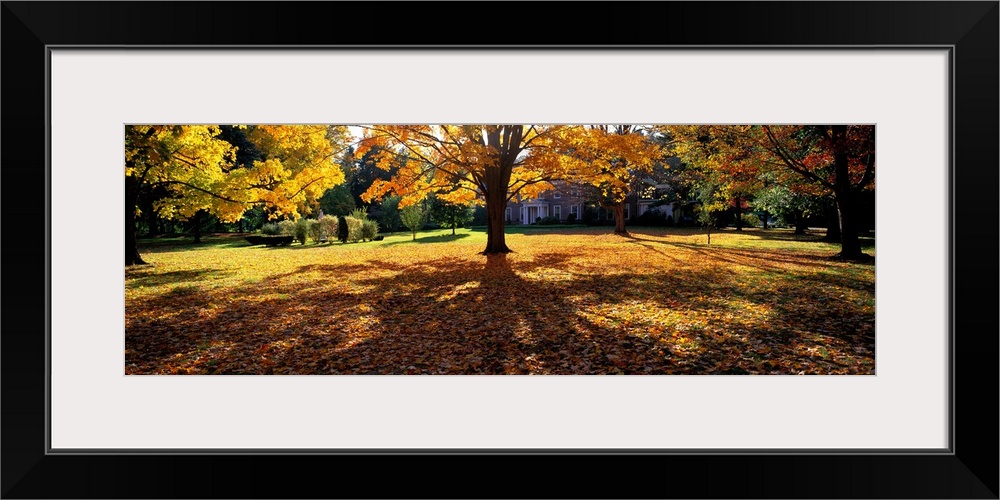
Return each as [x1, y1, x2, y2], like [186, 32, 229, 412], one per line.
[125, 124, 875, 375]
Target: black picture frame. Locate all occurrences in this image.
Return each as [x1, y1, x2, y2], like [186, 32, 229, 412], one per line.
[3, 2, 997, 498]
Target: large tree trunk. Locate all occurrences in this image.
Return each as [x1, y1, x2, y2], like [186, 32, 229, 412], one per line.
[481, 160, 514, 254]
[831, 126, 865, 260]
[612, 202, 628, 235]
[834, 191, 863, 259]
[125, 176, 146, 266]
[480, 125, 521, 254]
[484, 192, 511, 254]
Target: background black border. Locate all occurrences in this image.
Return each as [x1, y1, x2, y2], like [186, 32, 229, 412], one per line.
[3, 2, 997, 498]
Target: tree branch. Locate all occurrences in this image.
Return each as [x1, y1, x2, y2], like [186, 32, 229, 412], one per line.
[762, 126, 835, 190]
[153, 180, 248, 204]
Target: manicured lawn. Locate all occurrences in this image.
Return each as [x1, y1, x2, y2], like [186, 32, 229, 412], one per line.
[126, 227, 875, 375]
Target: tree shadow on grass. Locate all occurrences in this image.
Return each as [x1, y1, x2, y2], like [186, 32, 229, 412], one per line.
[126, 250, 875, 375]
[381, 233, 471, 247]
[126, 268, 233, 287]
[717, 227, 876, 250]
[137, 236, 257, 254]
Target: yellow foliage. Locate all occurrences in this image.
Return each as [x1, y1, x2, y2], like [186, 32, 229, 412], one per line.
[355, 125, 590, 206]
[126, 125, 348, 223]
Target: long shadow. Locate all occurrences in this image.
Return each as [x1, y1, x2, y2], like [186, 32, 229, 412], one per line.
[126, 250, 875, 375]
[624, 236, 835, 273]
[137, 236, 256, 254]
[620, 235, 682, 264]
[126, 268, 232, 287]
[382, 233, 470, 247]
[513, 227, 626, 237]
[716, 227, 876, 250]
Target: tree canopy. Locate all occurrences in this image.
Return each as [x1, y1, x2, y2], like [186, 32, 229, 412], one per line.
[125, 124, 350, 265]
[126, 123, 874, 262]
[355, 125, 586, 253]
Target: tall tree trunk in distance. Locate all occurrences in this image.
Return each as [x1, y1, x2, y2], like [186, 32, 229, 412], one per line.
[125, 176, 146, 266]
[734, 195, 743, 231]
[822, 203, 841, 242]
[192, 211, 202, 244]
[612, 202, 628, 235]
[451, 223, 456, 236]
[761, 210, 769, 229]
[140, 190, 158, 237]
[794, 210, 808, 235]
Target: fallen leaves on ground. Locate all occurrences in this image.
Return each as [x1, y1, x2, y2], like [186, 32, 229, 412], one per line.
[125, 228, 875, 375]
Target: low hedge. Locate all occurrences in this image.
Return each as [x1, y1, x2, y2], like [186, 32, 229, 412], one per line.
[245, 235, 294, 246]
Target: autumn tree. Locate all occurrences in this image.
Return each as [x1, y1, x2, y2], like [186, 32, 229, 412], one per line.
[571, 125, 667, 235]
[759, 125, 875, 259]
[669, 125, 765, 231]
[356, 125, 583, 254]
[125, 125, 349, 265]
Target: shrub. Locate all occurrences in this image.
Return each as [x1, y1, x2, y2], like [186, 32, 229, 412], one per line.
[337, 215, 349, 243]
[277, 220, 296, 236]
[537, 215, 560, 225]
[246, 235, 293, 246]
[317, 215, 338, 242]
[307, 218, 322, 242]
[565, 213, 577, 224]
[635, 211, 668, 227]
[361, 219, 379, 242]
[261, 222, 282, 235]
[350, 208, 369, 221]
[345, 216, 364, 243]
[740, 213, 760, 228]
[292, 218, 309, 244]
[264, 235, 294, 246]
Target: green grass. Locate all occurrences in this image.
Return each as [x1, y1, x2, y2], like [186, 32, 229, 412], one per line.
[136, 226, 874, 258]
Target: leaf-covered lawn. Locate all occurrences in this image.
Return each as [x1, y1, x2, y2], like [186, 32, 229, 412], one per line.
[126, 227, 875, 375]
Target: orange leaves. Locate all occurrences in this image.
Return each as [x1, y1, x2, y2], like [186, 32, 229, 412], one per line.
[125, 228, 874, 375]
